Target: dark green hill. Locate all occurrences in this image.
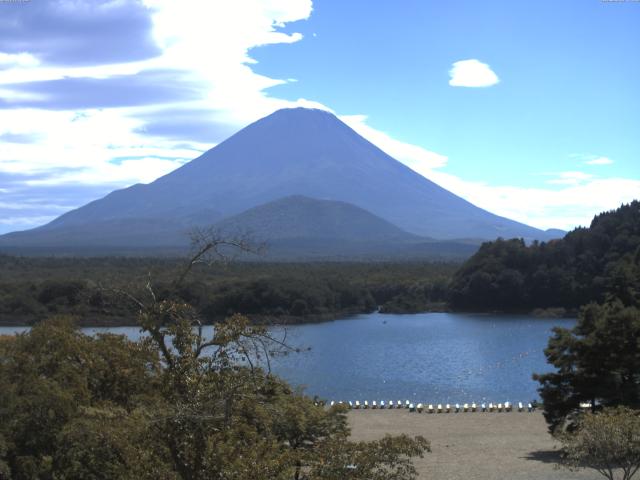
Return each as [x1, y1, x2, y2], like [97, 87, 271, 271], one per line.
[214, 195, 479, 260]
[449, 201, 640, 311]
[215, 195, 418, 242]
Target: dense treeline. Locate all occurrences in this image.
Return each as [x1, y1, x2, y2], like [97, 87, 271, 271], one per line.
[0, 257, 457, 325]
[2, 202, 639, 324]
[449, 201, 640, 312]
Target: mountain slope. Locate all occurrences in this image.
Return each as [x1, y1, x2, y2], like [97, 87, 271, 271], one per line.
[0, 107, 559, 252]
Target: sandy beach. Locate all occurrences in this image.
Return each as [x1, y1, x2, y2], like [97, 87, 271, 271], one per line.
[348, 409, 601, 480]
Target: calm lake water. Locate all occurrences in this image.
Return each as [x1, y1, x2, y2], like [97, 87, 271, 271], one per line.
[0, 312, 574, 404]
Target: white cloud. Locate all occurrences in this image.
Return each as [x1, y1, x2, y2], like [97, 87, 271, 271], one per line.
[585, 156, 614, 165]
[0, 52, 40, 68]
[449, 59, 499, 88]
[547, 171, 594, 186]
[0, 0, 315, 221]
[422, 170, 640, 231]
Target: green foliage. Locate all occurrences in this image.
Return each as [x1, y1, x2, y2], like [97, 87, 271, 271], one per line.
[0, 304, 429, 479]
[534, 302, 640, 431]
[0, 258, 458, 325]
[54, 406, 172, 480]
[306, 434, 430, 479]
[378, 278, 449, 313]
[558, 407, 640, 480]
[449, 201, 640, 311]
[0, 317, 161, 479]
[0, 433, 10, 480]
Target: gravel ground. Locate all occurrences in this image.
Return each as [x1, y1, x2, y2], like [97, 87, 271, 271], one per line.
[348, 409, 602, 480]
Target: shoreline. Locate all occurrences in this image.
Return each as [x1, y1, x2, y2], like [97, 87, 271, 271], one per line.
[0, 306, 577, 328]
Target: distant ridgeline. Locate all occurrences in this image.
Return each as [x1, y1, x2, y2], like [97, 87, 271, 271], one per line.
[449, 201, 640, 312]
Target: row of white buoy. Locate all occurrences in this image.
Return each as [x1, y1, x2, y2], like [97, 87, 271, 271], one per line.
[328, 400, 536, 413]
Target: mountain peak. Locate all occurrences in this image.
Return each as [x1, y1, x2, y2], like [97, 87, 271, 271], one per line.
[0, 107, 561, 253]
[269, 107, 335, 118]
[252, 107, 344, 135]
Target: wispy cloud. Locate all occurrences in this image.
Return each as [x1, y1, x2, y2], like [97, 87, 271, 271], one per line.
[547, 171, 594, 186]
[423, 171, 640, 231]
[585, 156, 614, 166]
[448, 59, 499, 88]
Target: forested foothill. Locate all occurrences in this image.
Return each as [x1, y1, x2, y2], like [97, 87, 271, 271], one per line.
[0, 257, 455, 326]
[449, 201, 640, 313]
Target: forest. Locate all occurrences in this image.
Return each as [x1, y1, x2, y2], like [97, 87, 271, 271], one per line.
[449, 201, 640, 312]
[1, 202, 639, 327]
[0, 257, 455, 326]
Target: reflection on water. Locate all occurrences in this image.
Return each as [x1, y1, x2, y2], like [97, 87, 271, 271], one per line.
[0, 312, 574, 403]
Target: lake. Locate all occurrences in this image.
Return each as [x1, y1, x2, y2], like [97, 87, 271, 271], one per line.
[0, 312, 574, 404]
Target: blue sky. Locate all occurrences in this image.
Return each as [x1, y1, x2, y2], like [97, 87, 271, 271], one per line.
[253, 0, 639, 186]
[0, 0, 638, 233]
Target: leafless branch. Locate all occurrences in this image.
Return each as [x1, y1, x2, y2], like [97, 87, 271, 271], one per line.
[173, 227, 266, 288]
